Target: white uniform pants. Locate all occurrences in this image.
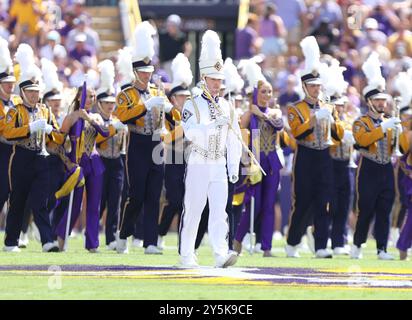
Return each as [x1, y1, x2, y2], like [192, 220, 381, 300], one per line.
[179, 163, 229, 262]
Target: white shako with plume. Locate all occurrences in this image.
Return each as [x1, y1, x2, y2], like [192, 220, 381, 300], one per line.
[96, 59, 116, 103]
[393, 71, 412, 114]
[41, 58, 63, 101]
[15, 43, 43, 93]
[199, 30, 224, 80]
[223, 57, 244, 97]
[169, 53, 193, 97]
[117, 46, 134, 91]
[300, 36, 322, 86]
[362, 52, 387, 101]
[132, 21, 156, 73]
[242, 59, 265, 95]
[0, 38, 16, 83]
[319, 58, 348, 105]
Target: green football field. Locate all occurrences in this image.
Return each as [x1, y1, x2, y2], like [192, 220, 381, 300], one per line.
[1, 231, 411, 300]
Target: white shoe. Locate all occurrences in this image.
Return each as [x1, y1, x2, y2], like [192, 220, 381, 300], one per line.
[254, 243, 263, 254]
[178, 255, 199, 268]
[350, 245, 362, 259]
[285, 244, 300, 258]
[315, 249, 333, 259]
[157, 236, 165, 250]
[18, 232, 29, 248]
[116, 238, 128, 254]
[144, 245, 163, 255]
[378, 250, 394, 260]
[273, 231, 283, 241]
[306, 226, 315, 254]
[242, 233, 252, 252]
[42, 242, 59, 252]
[3, 245, 21, 252]
[215, 252, 238, 268]
[333, 247, 350, 256]
[107, 241, 117, 250]
[132, 238, 143, 248]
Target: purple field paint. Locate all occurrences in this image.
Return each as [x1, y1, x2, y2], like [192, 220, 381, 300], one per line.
[1, 265, 411, 289]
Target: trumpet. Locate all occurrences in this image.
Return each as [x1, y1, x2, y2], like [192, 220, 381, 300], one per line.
[392, 97, 403, 157]
[200, 82, 267, 176]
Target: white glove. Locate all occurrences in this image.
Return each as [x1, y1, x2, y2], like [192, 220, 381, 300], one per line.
[228, 165, 239, 184]
[114, 121, 127, 131]
[143, 96, 164, 111]
[343, 130, 355, 145]
[229, 174, 239, 184]
[315, 108, 331, 121]
[215, 116, 230, 127]
[44, 124, 53, 135]
[29, 119, 47, 133]
[381, 117, 401, 133]
[164, 102, 173, 113]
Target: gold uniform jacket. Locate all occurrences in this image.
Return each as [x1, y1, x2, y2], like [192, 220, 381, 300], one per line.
[0, 95, 22, 142]
[287, 100, 344, 150]
[4, 103, 64, 149]
[352, 115, 408, 165]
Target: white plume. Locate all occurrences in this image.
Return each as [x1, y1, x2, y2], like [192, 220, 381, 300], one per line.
[394, 71, 412, 107]
[133, 21, 156, 62]
[171, 53, 193, 88]
[0, 38, 13, 73]
[41, 58, 63, 93]
[117, 46, 134, 86]
[97, 59, 115, 94]
[242, 59, 264, 89]
[199, 30, 222, 62]
[319, 59, 348, 99]
[223, 58, 244, 94]
[15, 43, 42, 88]
[300, 36, 321, 75]
[361, 52, 385, 90]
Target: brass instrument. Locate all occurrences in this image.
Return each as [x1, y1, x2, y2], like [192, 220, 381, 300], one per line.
[153, 75, 169, 137]
[36, 102, 49, 156]
[323, 101, 335, 146]
[393, 97, 403, 157]
[200, 82, 267, 176]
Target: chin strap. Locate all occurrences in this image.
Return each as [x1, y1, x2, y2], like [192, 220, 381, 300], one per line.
[302, 82, 319, 102]
[367, 99, 383, 115]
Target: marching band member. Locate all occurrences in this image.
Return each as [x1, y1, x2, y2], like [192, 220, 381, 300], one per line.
[56, 77, 116, 252]
[157, 53, 191, 249]
[0, 39, 18, 219]
[3, 44, 62, 252]
[321, 59, 354, 255]
[96, 60, 128, 250]
[233, 60, 284, 257]
[115, 21, 173, 255]
[351, 53, 408, 260]
[178, 30, 242, 268]
[286, 36, 344, 258]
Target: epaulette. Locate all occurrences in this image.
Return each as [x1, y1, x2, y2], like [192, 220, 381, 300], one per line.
[117, 86, 135, 107]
